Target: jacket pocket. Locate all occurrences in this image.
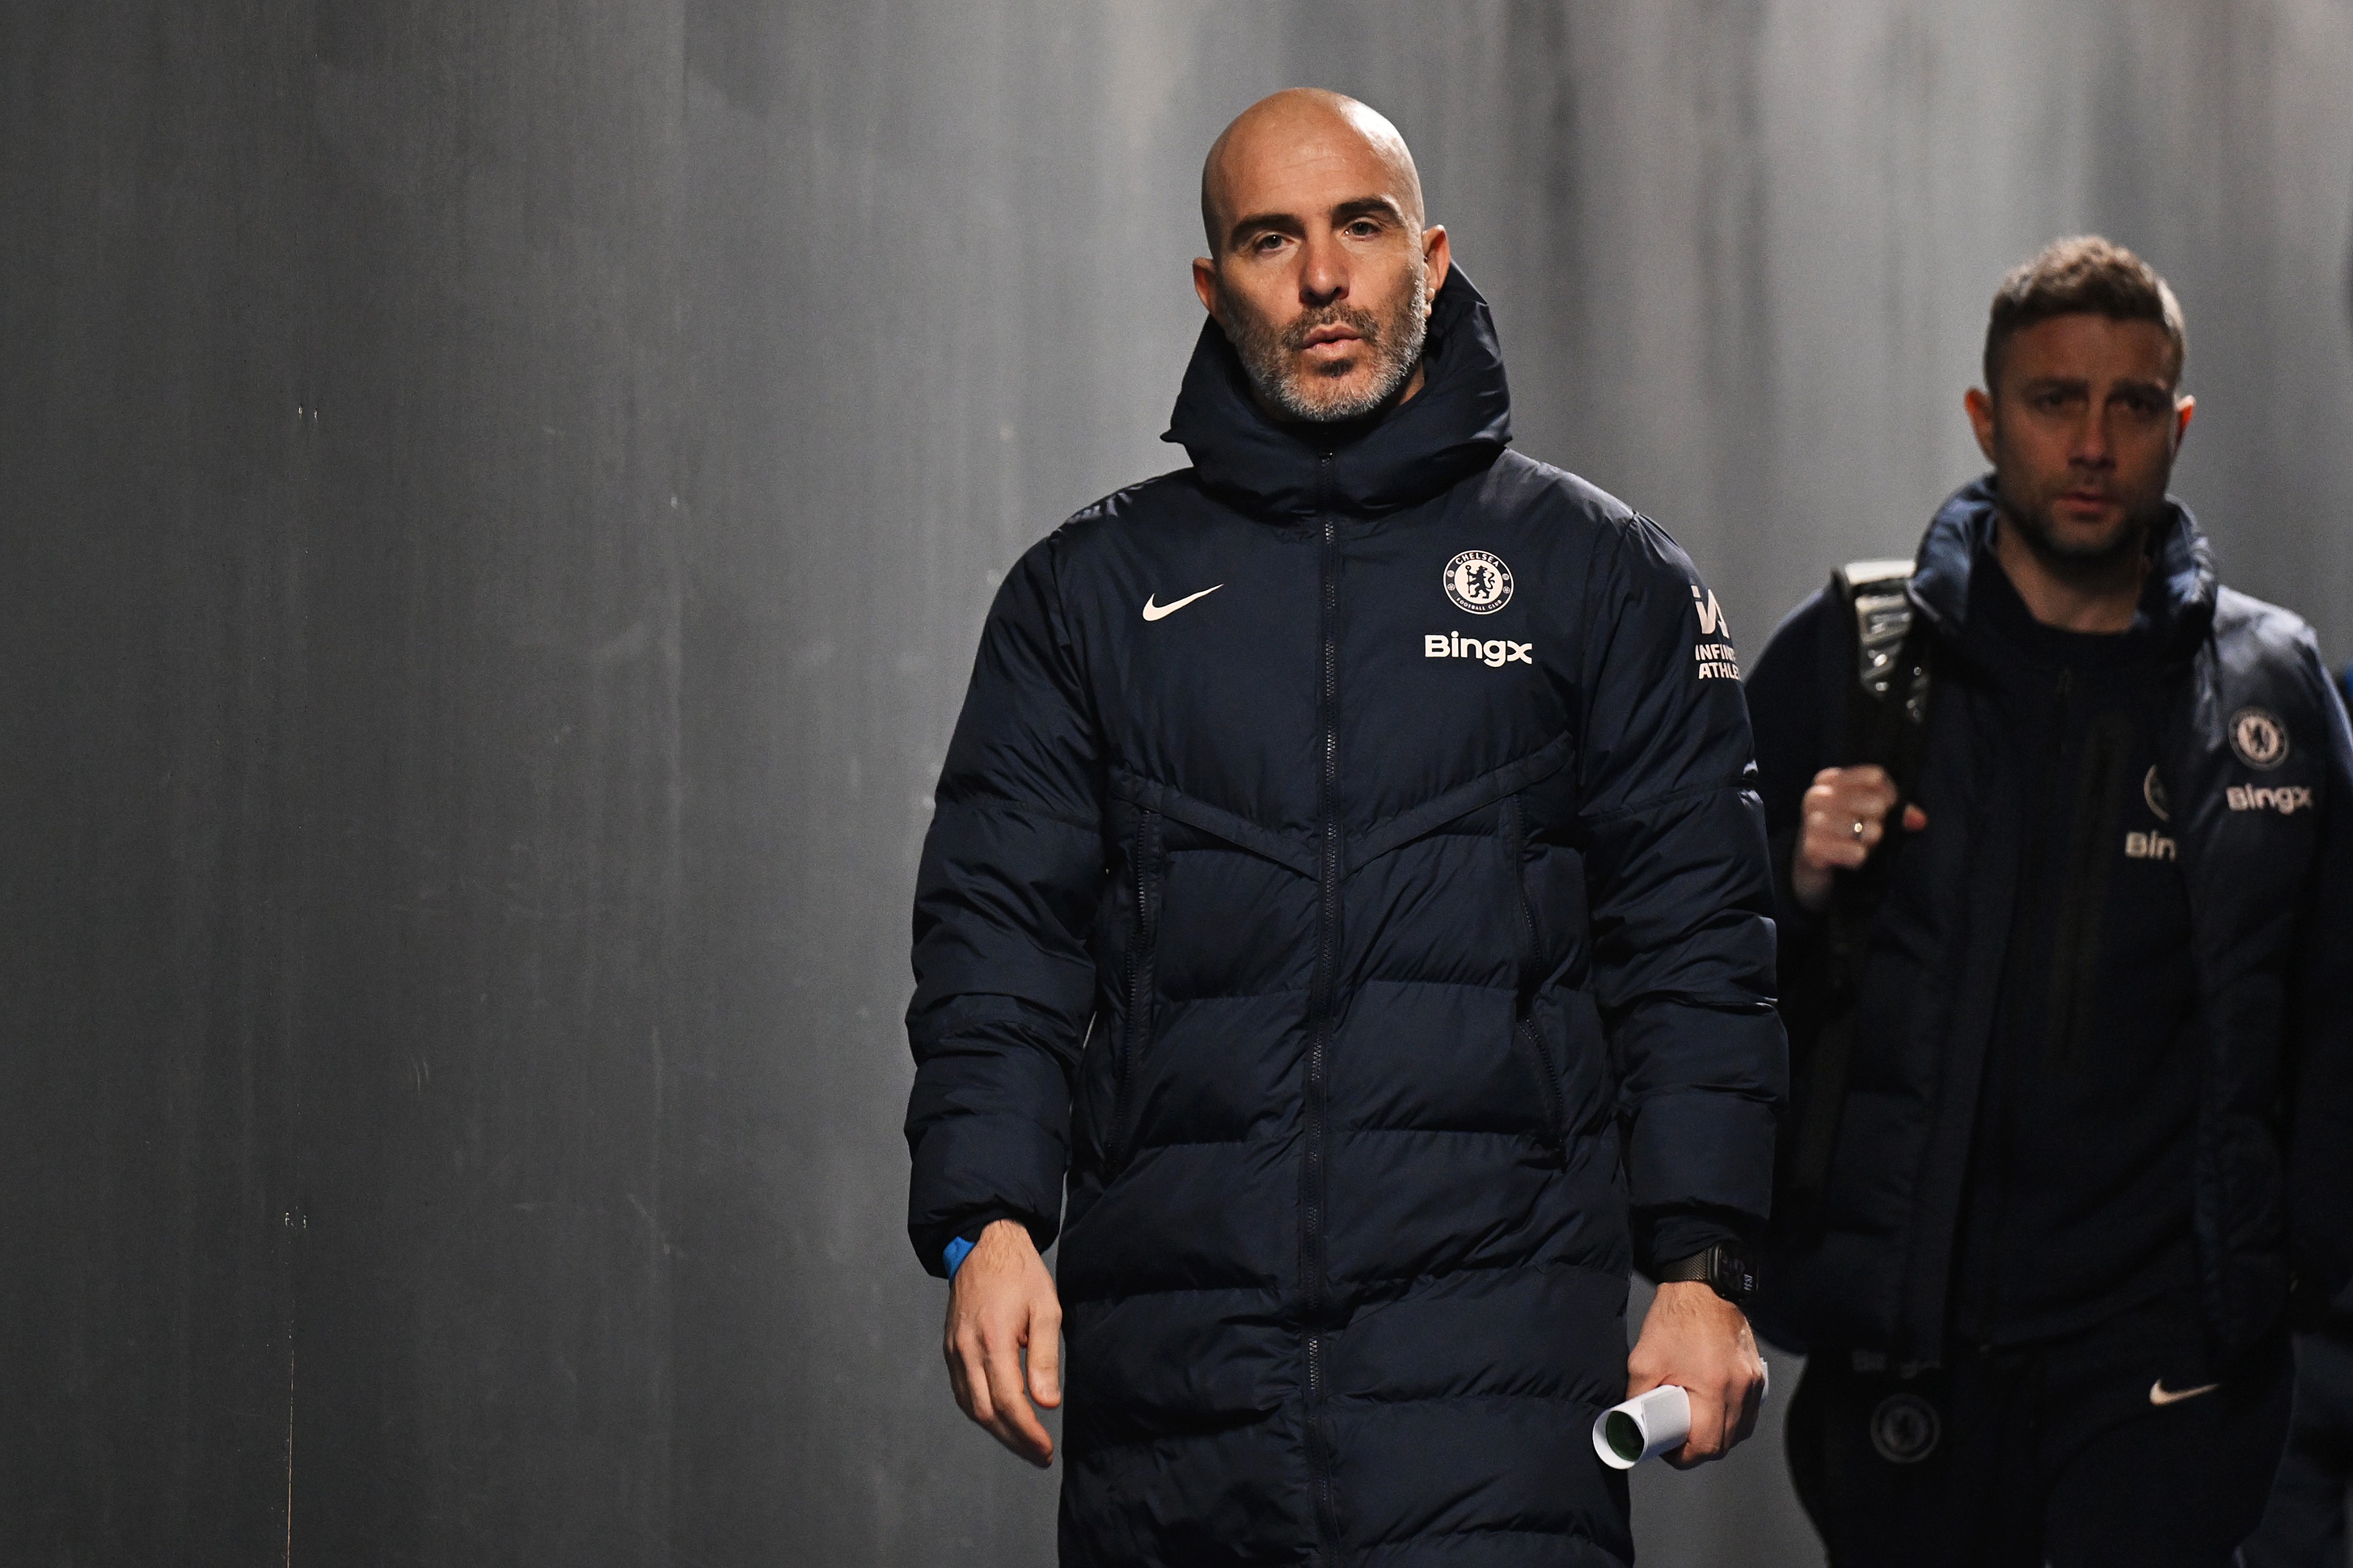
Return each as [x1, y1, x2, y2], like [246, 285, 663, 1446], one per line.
[1513, 1017, 1570, 1147]
[1104, 808, 1162, 1174]
[1502, 793, 1568, 1146]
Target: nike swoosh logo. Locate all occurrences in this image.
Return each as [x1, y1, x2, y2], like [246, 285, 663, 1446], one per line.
[2149, 1379, 2222, 1407]
[1142, 585, 1222, 621]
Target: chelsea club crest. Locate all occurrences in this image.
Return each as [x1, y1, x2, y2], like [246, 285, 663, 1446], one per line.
[1443, 550, 1514, 615]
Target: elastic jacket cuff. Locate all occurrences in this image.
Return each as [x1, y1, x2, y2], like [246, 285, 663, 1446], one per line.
[1635, 1203, 1764, 1280]
[917, 1205, 1035, 1282]
[1625, 1091, 1778, 1217]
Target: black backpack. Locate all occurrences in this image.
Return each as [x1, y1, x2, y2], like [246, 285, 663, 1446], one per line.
[1776, 559, 1937, 1224]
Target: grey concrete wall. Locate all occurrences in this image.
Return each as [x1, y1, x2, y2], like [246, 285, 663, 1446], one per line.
[3, 2, 2346, 1564]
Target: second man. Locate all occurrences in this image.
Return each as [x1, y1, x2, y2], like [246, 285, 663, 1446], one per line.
[1747, 235, 2353, 1567]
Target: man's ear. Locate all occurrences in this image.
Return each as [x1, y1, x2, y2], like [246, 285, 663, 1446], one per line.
[2172, 392, 2197, 450]
[1192, 256, 1221, 324]
[1422, 225, 1450, 297]
[1964, 386, 1998, 465]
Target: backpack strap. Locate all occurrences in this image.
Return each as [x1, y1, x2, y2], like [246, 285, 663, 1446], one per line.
[1839, 558, 1922, 699]
[1781, 559, 1937, 1216]
[1836, 559, 1934, 783]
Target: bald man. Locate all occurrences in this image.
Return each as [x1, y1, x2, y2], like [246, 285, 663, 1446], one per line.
[905, 90, 1783, 1566]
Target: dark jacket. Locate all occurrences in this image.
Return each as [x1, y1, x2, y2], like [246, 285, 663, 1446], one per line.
[904, 271, 1785, 1566]
[1746, 480, 2353, 1369]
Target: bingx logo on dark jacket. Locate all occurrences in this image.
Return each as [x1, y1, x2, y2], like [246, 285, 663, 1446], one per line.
[904, 269, 1786, 1566]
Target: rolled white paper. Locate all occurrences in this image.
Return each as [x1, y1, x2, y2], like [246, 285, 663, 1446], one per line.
[1593, 1384, 1689, 1469]
[1591, 1367, 1767, 1470]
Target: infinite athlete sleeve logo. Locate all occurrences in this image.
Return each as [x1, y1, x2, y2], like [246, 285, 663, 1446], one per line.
[1691, 584, 1739, 679]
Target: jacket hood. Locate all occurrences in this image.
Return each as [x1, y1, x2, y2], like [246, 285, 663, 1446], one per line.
[1908, 475, 2218, 660]
[1163, 266, 1514, 519]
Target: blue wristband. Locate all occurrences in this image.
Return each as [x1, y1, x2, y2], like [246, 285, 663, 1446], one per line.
[944, 1236, 976, 1279]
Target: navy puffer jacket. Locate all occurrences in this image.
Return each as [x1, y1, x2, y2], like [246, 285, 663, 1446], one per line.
[905, 270, 1785, 1566]
[1747, 483, 2353, 1366]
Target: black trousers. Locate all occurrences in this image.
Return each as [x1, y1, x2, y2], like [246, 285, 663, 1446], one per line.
[1787, 1298, 2292, 1568]
[2242, 1327, 2353, 1567]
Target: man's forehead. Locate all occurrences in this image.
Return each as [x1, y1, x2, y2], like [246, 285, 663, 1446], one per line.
[1223, 130, 1402, 203]
[1202, 91, 1422, 241]
[2005, 313, 2178, 381]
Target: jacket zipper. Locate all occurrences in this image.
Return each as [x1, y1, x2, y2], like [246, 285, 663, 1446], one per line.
[1303, 454, 1342, 1561]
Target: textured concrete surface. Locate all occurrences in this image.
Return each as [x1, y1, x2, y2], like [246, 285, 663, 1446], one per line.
[3, 2, 2347, 1563]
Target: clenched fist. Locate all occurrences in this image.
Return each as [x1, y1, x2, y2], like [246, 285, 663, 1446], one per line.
[1791, 765, 1928, 913]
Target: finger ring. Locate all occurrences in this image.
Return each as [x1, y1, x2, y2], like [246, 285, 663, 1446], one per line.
[1851, 819, 1866, 841]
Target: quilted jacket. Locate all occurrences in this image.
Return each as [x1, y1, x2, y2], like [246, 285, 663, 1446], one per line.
[1747, 482, 2353, 1367]
[905, 269, 1785, 1566]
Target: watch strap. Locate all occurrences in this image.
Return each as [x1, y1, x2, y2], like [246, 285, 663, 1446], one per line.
[1655, 1242, 1758, 1303]
[1654, 1249, 1715, 1285]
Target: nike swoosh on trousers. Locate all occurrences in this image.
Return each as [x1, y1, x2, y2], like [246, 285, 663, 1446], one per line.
[2148, 1379, 2222, 1407]
[1142, 585, 1222, 621]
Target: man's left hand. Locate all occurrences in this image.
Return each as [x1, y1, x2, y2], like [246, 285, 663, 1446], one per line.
[1625, 1280, 1767, 1468]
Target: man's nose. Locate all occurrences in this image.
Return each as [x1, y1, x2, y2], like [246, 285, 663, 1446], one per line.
[1298, 232, 1347, 305]
[2072, 411, 2117, 469]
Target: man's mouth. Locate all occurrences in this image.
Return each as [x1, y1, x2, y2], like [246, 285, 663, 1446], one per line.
[1299, 325, 1362, 355]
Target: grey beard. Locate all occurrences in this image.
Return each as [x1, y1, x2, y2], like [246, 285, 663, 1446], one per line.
[1227, 264, 1430, 424]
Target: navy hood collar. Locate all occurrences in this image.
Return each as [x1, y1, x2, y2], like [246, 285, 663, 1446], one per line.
[1908, 475, 2218, 658]
[1163, 266, 1513, 519]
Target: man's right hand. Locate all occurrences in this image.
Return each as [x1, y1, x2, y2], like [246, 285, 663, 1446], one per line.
[943, 1217, 1063, 1467]
[1792, 765, 1928, 913]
